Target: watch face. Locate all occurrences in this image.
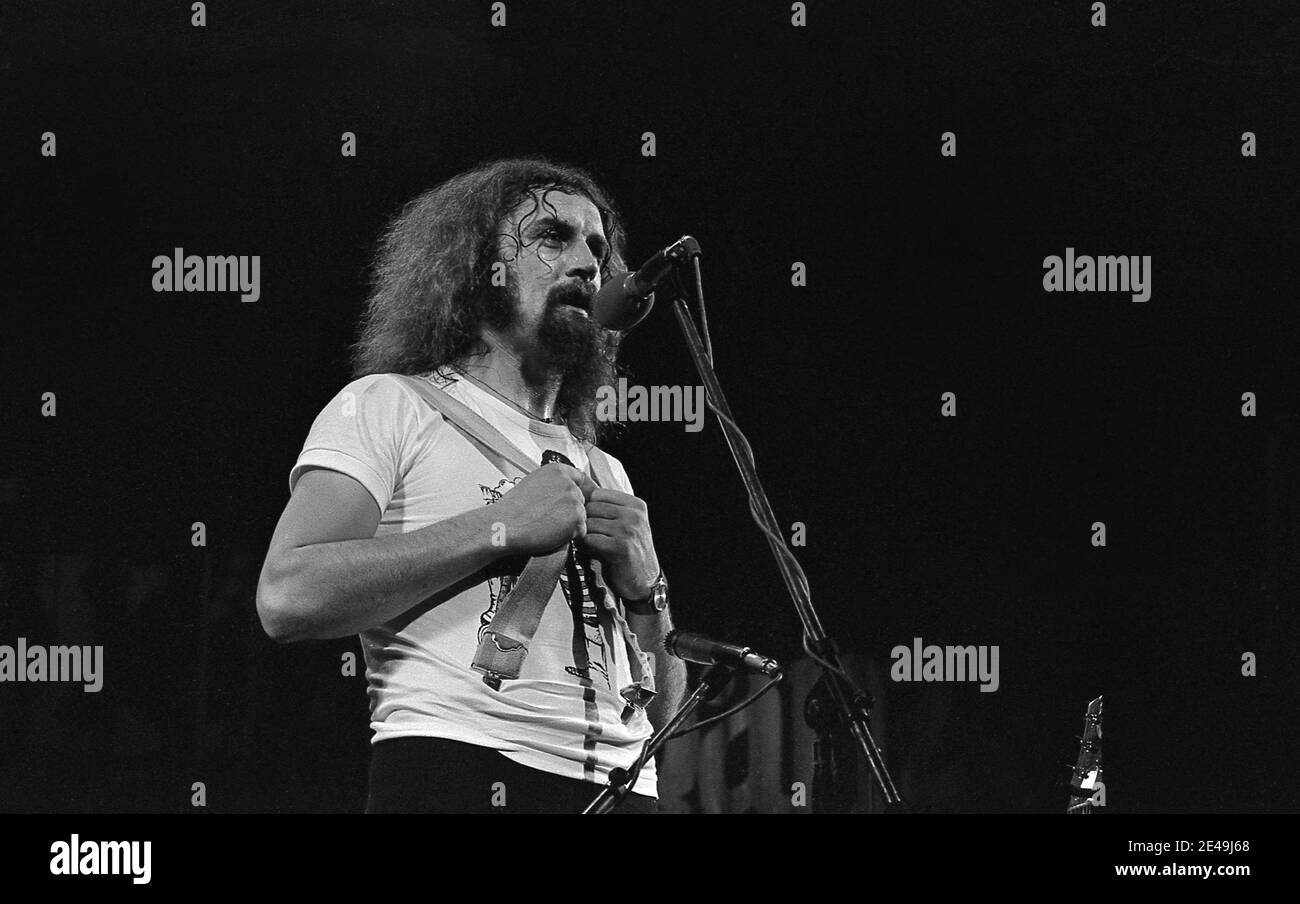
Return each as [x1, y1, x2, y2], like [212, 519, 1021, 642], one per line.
[650, 575, 668, 610]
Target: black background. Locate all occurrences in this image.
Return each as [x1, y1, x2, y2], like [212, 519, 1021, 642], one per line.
[2, 0, 1297, 813]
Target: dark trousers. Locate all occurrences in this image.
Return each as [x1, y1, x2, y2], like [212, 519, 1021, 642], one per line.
[365, 736, 658, 814]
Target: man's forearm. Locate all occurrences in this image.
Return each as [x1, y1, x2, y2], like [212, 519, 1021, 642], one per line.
[258, 505, 502, 642]
[627, 607, 687, 733]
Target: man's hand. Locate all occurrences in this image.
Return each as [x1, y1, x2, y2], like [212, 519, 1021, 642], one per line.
[494, 463, 597, 555]
[579, 487, 660, 601]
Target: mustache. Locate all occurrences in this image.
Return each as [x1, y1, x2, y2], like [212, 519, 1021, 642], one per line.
[547, 280, 597, 310]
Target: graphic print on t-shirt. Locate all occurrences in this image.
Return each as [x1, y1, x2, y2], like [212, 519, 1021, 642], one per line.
[478, 478, 612, 688]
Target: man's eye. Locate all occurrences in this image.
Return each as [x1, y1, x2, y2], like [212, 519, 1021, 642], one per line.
[540, 229, 563, 245]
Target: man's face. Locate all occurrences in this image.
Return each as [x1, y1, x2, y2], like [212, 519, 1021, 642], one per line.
[493, 189, 610, 373]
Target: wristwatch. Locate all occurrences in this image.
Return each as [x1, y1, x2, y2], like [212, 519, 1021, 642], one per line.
[624, 569, 669, 615]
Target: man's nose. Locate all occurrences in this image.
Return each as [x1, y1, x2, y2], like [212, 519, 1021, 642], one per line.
[566, 246, 599, 285]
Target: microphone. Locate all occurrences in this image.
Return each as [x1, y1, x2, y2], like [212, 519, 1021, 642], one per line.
[592, 235, 701, 331]
[664, 630, 783, 679]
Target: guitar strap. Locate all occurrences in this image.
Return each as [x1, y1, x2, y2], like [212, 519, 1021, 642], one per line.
[394, 373, 656, 721]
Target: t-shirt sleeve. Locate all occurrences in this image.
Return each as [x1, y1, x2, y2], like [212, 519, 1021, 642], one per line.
[599, 450, 636, 496]
[288, 374, 420, 514]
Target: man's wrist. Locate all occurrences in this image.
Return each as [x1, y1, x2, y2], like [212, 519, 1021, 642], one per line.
[626, 602, 673, 650]
[623, 567, 668, 615]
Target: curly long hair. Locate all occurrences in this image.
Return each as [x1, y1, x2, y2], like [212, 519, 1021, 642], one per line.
[351, 157, 629, 443]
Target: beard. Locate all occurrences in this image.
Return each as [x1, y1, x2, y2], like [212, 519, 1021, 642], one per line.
[475, 274, 622, 442]
[536, 281, 619, 430]
[538, 281, 601, 372]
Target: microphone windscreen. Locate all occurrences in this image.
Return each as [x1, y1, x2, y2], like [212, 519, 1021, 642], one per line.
[592, 281, 655, 331]
[664, 630, 711, 665]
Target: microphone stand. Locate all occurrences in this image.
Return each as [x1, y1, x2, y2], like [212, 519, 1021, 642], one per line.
[583, 664, 735, 814]
[667, 255, 904, 812]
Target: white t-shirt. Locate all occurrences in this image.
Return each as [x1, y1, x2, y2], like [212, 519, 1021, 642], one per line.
[288, 367, 656, 796]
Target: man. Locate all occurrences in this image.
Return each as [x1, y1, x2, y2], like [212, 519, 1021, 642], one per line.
[255, 158, 685, 813]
